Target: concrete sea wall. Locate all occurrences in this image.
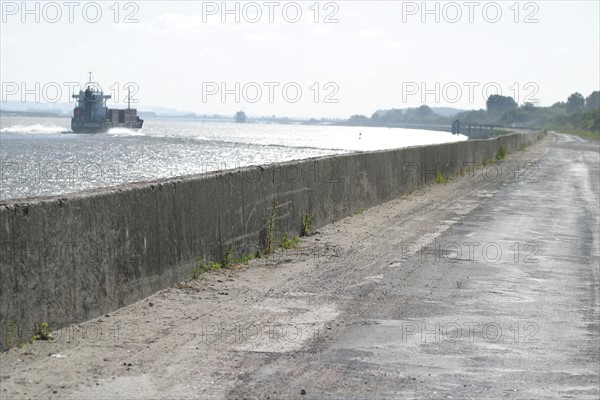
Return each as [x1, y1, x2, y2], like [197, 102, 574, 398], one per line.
[0, 130, 545, 347]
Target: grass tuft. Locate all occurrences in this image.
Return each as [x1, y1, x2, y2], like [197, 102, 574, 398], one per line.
[496, 145, 507, 160]
[435, 170, 448, 184]
[279, 233, 300, 249]
[31, 322, 53, 341]
[265, 201, 278, 255]
[191, 255, 222, 279]
[301, 213, 312, 237]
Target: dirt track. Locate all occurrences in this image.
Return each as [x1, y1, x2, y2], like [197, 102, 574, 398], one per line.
[1, 133, 598, 399]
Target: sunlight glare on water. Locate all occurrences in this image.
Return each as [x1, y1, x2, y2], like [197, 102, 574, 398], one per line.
[0, 116, 466, 200]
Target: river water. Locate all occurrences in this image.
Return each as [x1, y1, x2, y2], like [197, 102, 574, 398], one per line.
[0, 116, 466, 200]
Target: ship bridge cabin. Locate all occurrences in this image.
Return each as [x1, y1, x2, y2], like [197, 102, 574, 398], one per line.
[72, 85, 111, 124]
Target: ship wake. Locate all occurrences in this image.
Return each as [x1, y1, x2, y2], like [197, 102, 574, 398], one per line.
[0, 124, 66, 134]
[107, 127, 145, 136]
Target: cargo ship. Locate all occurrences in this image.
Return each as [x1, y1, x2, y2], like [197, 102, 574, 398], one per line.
[71, 73, 143, 133]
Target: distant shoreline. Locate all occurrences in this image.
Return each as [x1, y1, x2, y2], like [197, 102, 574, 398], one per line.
[0, 109, 68, 118]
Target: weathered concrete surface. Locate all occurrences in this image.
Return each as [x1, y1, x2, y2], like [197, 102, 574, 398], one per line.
[0, 133, 597, 399]
[0, 131, 545, 348]
[307, 133, 599, 399]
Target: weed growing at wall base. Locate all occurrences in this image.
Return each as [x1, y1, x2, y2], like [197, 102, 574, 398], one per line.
[279, 233, 300, 249]
[435, 170, 448, 184]
[191, 255, 222, 279]
[31, 322, 54, 341]
[265, 200, 279, 255]
[496, 144, 507, 160]
[301, 213, 313, 237]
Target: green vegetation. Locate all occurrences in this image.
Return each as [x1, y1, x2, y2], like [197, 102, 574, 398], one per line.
[191, 256, 202, 279]
[5, 320, 18, 349]
[222, 245, 233, 268]
[265, 200, 279, 255]
[232, 253, 254, 265]
[546, 107, 600, 140]
[185, 201, 315, 280]
[549, 126, 600, 141]
[203, 261, 222, 271]
[487, 94, 517, 118]
[189, 245, 256, 280]
[483, 158, 493, 165]
[301, 213, 313, 237]
[279, 233, 300, 249]
[2, 320, 54, 350]
[496, 145, 507, 160]
[343, 90, 600, 140]
[435, 170, 448, 184]
[31, 322, 53, 341]
[353, 208, 367, 215]
[191, 255, 222, 279]
[255, 244, 263, 259]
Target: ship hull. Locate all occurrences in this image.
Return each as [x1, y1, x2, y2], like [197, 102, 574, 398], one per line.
[70, 119, 144, 134]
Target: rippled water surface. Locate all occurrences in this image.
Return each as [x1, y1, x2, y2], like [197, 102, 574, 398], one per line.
[1, 116, 466, 200]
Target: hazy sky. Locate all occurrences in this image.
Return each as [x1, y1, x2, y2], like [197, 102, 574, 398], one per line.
[1, 0, 599, 118]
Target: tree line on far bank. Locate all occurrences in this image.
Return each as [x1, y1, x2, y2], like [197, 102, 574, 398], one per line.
[344, 91, 600, 137]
